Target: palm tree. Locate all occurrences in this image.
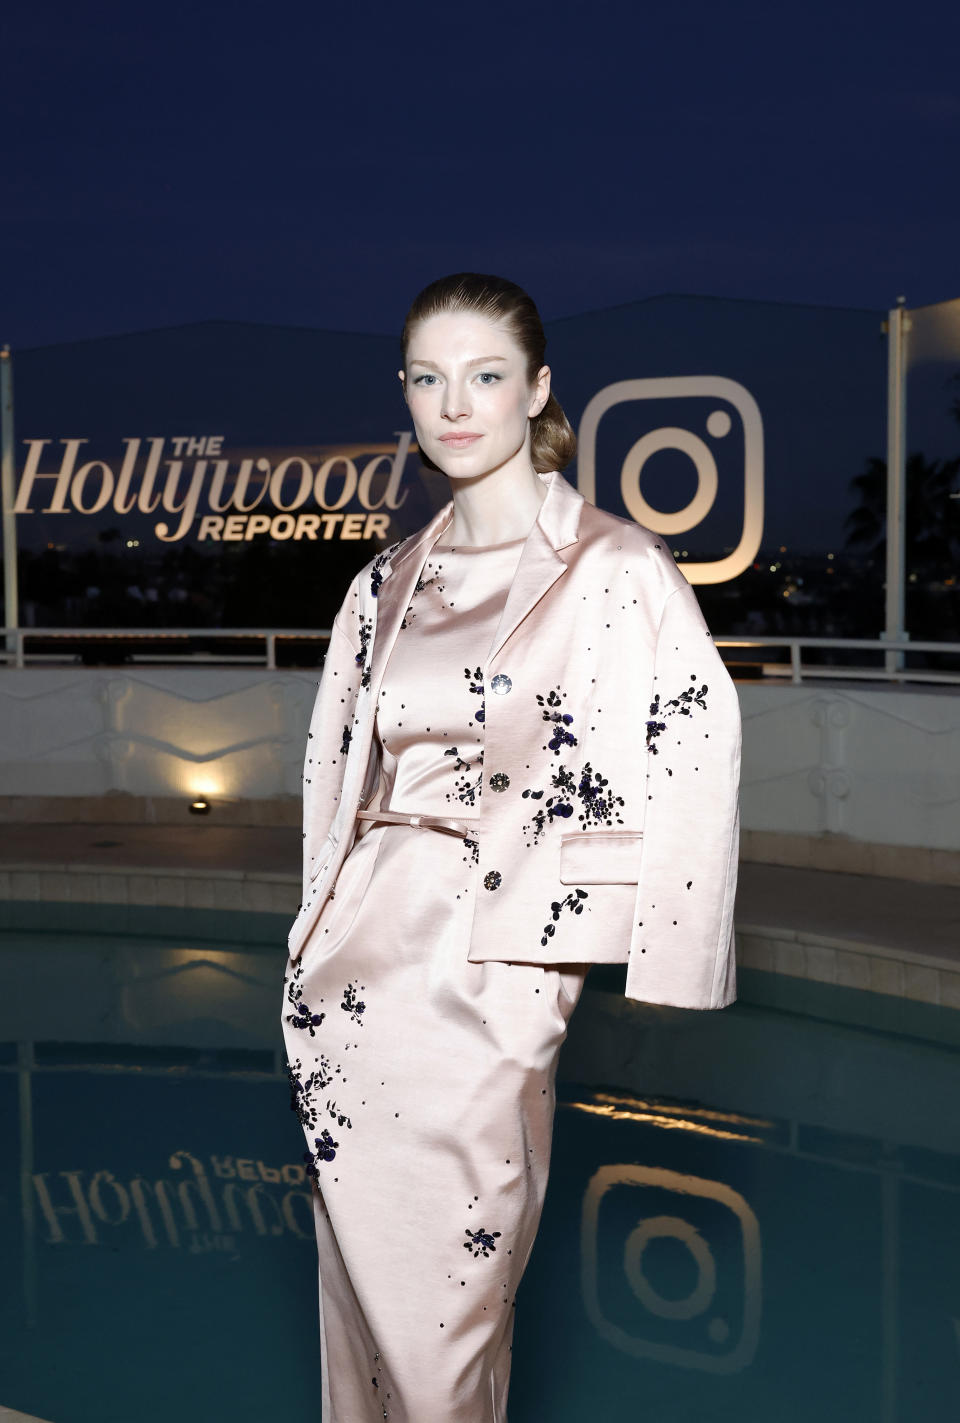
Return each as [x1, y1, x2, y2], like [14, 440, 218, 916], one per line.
[844, 452, 960, 567]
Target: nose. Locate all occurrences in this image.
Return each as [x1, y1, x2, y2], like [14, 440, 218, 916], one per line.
[441, 379, 471, 422]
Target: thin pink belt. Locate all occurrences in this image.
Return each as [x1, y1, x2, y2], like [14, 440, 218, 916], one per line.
[356, 808, 478, 838]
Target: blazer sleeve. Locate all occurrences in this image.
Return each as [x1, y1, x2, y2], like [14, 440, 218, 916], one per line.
[625, 581, 741, 1008]
[300, 579, 364, 902]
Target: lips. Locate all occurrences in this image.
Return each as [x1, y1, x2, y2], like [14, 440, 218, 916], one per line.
[438, 433, 483, 448]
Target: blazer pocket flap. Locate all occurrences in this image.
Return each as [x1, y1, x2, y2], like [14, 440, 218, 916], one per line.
[559, 831, 643, 884]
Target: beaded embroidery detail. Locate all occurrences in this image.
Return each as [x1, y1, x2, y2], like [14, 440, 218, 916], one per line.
[444, 745, 483, 807]
[465, 665, 486, 724]
[540, 888, 588, 946]
[283, 965, 368, 1176]
[463, 1226, 502, 1258]
[369, 540, 401, 598]
[355, 616, 373, 688]
[536, 687, 578, 753]
[285, 960, 325, 1035]
[646, 681, 709, 752]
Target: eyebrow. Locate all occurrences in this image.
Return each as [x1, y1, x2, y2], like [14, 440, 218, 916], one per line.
[408, 355, 509, 370]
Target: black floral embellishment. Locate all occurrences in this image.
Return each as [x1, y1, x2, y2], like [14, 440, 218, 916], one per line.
[465, 666, 485, 723]
[341, 980, 366, 1025]
[464, 1226, 502, 1258]
[444, 745, 482, 807]
[536, 688, 577, 753]
[286, 962, 326, 1035]
[401, 570, 439, 628]
[463, 834, 480, 864]
[369, 540, 401, 597]
[282, 960, 365, 1177]
[286, 1056, 323, 1131]
[522, 765, 575, 842]
[576, 762, 625, 827]
[522, 758, 623, 844]
[646, 682, 709, 752]
[304, 1128, 339, 1177]
[355, 616, 373, 688]
[489, 772, 510, 792]
[645, 711, 667, 750]
[522, 782, 573, 844]
[340, 724, 352, 755]
[540, 888, 588, 946]
[287, 1055, 348, 1136]
[287, 1051, 354, 1158]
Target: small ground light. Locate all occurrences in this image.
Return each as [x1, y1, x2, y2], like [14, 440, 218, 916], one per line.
[189, 798, 211, 816]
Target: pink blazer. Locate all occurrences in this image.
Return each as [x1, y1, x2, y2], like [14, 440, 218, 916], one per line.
[287, 468, 741, 1009]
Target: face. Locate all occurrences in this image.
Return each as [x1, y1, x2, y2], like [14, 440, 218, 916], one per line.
[398, 311, 550, 481]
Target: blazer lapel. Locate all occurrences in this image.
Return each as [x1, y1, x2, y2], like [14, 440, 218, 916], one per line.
[486, 469, 584, 665]
[367, 497, 454, 693]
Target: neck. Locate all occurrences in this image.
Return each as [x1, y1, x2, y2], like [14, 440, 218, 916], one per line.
[444, 458, 549, 546]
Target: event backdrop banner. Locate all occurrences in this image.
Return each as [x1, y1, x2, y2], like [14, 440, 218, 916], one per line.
[2, 296, 896, 634]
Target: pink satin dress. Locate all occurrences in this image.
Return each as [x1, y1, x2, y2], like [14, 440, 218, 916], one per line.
[281, 534, 590, 1422]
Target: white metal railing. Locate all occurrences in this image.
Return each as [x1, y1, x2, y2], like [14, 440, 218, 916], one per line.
[0, 627, 332, 671]
[715, 635, 960, 686]
[1, 627, 960, 685]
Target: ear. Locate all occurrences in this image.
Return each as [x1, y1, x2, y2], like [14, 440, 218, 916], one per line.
[397, 369, 407, 402]
[528, 364, 551, 419]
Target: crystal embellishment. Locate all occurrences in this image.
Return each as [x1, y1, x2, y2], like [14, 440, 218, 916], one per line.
[490, 674, 512, 695]
[483, 870, 502, 891]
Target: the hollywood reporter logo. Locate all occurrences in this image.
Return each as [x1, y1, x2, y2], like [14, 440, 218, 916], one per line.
[581, 1164, 761, 1372]
[577, 376, 764, 583]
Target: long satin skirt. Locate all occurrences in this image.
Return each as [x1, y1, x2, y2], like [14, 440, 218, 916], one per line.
[280, 820, 588, 1422]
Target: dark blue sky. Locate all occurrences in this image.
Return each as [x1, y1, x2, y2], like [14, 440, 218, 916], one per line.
[3, 0, 959, 349]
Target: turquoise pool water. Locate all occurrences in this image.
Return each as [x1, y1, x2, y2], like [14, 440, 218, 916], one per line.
[1, 902, 958, 1423]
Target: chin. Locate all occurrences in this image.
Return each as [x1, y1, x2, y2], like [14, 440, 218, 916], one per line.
[428, 447, 496, 481]
[430, 442, 528, 484]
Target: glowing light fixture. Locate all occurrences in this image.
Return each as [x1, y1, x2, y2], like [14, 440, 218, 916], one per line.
[189, 798, 211, 816]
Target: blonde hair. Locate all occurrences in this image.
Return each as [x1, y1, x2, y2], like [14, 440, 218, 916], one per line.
[401, 272, 577, 472]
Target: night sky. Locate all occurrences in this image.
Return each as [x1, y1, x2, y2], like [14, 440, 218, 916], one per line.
[2, 0, 959, 350]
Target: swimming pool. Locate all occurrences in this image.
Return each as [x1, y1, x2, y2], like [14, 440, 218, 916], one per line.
[1, 902, 957, 1423]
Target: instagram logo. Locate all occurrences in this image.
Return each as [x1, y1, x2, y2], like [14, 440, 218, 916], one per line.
[577, 376, 764, 583]
[581, 1164, 761, 1372]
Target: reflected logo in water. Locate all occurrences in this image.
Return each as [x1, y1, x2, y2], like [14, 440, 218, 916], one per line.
[580, 1163, 761, 1372]
[31, 1150, 314, 1255]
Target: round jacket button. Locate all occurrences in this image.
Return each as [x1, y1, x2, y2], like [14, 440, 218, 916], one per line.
[483, 870, 502, 891]
[490, 674, 512, 695]
[489, 772, 510, 792]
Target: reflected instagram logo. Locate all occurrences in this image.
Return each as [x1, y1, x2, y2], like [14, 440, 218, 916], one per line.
[581, 1164, 761, 1372]
[577, 376, 764, 584]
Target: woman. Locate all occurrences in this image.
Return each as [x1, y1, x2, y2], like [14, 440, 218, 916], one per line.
[282, 273, 741, 1421]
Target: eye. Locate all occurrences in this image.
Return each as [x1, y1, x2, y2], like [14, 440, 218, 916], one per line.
[412, 373, 438, 386]
[477, 371, 502, 385]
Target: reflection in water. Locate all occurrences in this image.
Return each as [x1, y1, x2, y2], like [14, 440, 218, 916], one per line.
[0, 912, 958, 1423]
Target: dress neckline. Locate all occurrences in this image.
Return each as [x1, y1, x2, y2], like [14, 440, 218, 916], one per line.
[432, 535, 526, 554]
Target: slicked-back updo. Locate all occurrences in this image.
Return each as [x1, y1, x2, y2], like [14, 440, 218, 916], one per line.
[401, 272, 577, 473]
